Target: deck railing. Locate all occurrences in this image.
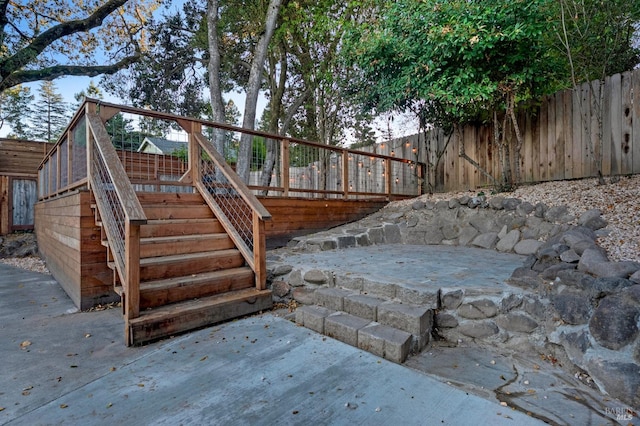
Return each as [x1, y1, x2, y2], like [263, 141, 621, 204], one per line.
[38, 99, 425, 321]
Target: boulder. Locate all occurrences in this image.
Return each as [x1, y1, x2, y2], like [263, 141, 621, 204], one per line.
[514, 239, 544, 255]
[458, 299, 498, 319]
[471, 232, 498, 250]
[458, 321, 499, 338]
[551, 294, 592, 325]
[496, 230, 520, 252]
[589, 293, 640, 350]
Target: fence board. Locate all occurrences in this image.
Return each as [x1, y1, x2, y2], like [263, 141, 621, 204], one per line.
[571, 87, 583, 178]
[539, 97, 549, 181]
[621, 71, 634, 175]
[554, 91, 565, 180]
[563, 90, 573, 179]
[634, 69, 640, 174]
[609, 73, 623, 175]
[590, 80, 601, 177]
[602, 76, 613, 175]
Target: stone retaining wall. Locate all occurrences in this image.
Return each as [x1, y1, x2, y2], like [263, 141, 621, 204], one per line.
[268, 194, 640, 408]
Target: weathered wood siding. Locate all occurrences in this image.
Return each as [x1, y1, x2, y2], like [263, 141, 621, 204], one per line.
[35, 190, 117, 310]
[0, 139, 50, 234]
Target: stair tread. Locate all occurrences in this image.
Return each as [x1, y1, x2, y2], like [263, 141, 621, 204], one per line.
[130, 288, 271, 324]
[144, 218, 220, 225]
[140, 267, 253, 291]
[140, 233, 229, 244]
[140, 249, 240, 266]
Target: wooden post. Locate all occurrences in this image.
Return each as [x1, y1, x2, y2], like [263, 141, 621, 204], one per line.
[282, 139, 290, 197]
[253, 211, 266, 290]
[342, 150, 349, 199]
[385, 158, 392, 199]
[124, 221, 140, 346]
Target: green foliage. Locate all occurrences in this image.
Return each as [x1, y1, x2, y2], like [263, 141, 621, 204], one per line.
[345, 0, 563, 128]
[31, 81, 70, 142]
[0, 85, 35, 139]
[251, 137, 267, 171]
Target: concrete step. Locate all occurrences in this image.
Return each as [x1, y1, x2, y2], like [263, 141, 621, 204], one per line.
[294, 305, 413, 364]
[313, 286, 433, 352]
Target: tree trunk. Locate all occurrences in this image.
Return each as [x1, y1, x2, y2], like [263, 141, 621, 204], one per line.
[508, 92, 524, 187]
[457, 124, 499, 187]
[206, 0, 226, 154]
[236, 0, 283, 183]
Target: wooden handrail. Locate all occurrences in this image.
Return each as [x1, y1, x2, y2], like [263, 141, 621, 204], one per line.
[86, 113, 147, 224]
[194, 132, 271, 221]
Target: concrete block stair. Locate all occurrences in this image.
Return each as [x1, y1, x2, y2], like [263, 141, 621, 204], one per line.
[295, 287, 433, 363]
[96, 191, 272, 345]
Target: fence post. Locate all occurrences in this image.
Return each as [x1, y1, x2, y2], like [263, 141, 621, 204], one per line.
[282, 139, 290, 197]
[342, 150, 349, 199]
[253, 211, 266, 290]
[385, 158, 392, 199]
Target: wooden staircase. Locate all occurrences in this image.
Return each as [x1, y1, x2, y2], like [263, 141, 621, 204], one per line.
[96, 190, 272, 345]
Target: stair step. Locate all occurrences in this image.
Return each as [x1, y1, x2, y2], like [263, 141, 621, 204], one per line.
[295, 306, 412, 363]
[136, 191, 204, 205]
[139, 267, 255, 309]
[141, 218, 224, 238]
[138, 249, 244, 281]
[140, 233, 234, 258]
[128, 288, 272, 345]
[143, 204, 214, 220]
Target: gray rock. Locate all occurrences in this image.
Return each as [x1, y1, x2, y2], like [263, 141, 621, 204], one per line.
[387, 212, 404, 220]
[500, 294, 523, 312]
[589, 295, 640, 350]
[368, 227, 385, 245]
[304, 269, 328, 284]
[552, 294, 592, 325]
[287, 269, 304, 287]
[489, 196, 505, 210]
[577, 247, 609, 273]
[585, 358, 640, 408]
[523, 297, 547, 320]
[578, 209, 608, 230]
[441, 224, 461, 240]
[471, 232, 498, 250]
[458, 321, 499, 338]
[631, 270, 640, 284]
[502, 198, 521, 211]
[540, 263, 577, 280]
[411, 200, 426, 210]
[458, 299, 498, 319]
[560, 249, 581, 263]
[383, 223, 402, 244]
[496, 230, 520, 252]
[458, 195, 470, 205]
[435, 312, 458, 328]
[406, 217, 419, 228]
[469, 216, 498, 234]
[404, 230, 426, 245]
[441, 289, 464, 310]
[468, 197, 483, 209]
[582, 260, 640, 279]
[356, 233, 371, 246]
[271, 264, 293, 276]
[544, 205, 574, 223]
[588, 277, 634, 298]
[458, 226, 479, 246]
[435, 200, 449, 210]
[336, 235, 356, 249]
[292, 287, 316, 305]
[448, 198, 460, 209]
[572, 240, 599, 256]
[271, 280, 291, 298]
[496, 313, 538, 333]
[534, 202, 547, 218]
[424, 226, 445, 245]
[424, 200, 435, 210]
[516, 201, 535, 217]
[556, 270, 595, 288]
[514, 239, 544, 255]
[498, 225, 508, 239]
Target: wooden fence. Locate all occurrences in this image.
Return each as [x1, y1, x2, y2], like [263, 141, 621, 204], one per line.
[0, 139, 51, 234]
[378, 68, 640, 192]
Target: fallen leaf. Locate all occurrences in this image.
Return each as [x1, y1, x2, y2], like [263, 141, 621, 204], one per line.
[500, 402, 508, 407]
[85, 333, 91, 338]
[23, 386, 33, 391]
[200, 356, 208, 361]
[20, 341, 31, 349]
[137, 384, 144, 387]
[527, 389, 536, 394]
[0, 407, 5, 412]
[60, 404, 68, 409]
[110, 367, 116, 372]
[107, 403, 113, 408]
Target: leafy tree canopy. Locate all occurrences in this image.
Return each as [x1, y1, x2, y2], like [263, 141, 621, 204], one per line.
[0, 0, 159, 93]
[345, 0, 564, 129]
